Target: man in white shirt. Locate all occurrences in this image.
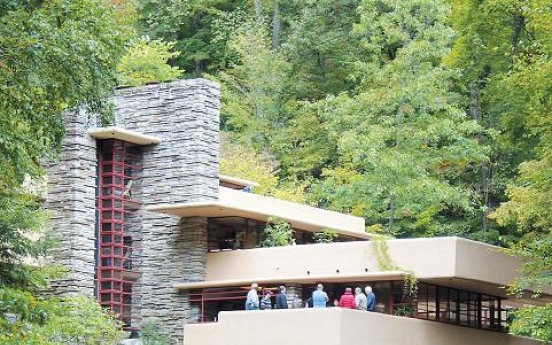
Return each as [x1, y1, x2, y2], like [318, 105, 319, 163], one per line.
[245, 283, 260, 310]
[355, 287, 367, 310]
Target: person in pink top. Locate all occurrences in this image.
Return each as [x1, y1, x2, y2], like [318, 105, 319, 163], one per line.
[339, 287, 356, 309]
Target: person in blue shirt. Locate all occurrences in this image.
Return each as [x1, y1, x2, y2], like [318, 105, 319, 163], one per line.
[312, 283, 329, 308]
[365, 286, 376, 312]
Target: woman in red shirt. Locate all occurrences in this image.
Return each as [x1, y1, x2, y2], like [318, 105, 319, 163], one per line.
[339, 287, 356, 309]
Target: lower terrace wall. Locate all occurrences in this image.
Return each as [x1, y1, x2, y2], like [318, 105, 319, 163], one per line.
[184, 308, 542, 345]
[205, 237, 526, 297]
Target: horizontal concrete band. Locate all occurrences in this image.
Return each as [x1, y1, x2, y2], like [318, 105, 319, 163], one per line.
[184, 308, 542, 345]
[149, 187, 371, 239]
[219, 175, 259, 188]
[174, 271, 405, 290]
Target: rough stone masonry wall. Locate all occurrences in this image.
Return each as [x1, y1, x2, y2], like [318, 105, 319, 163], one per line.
[112, 79, 220, 345]
[44, 112, 98, 296]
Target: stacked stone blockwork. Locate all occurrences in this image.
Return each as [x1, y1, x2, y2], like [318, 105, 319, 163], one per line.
[46, 79, 220, 345]
[44, 111, 98, 296]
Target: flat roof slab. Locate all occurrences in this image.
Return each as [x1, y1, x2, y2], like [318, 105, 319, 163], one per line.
[148, 187, 370, 239]
[88, 126, 161, 145]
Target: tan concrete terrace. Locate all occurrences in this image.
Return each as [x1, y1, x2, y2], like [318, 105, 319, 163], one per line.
[183, 308, 541, 345]
[175, 237, 552, 300]
[148, 186, 370, 239]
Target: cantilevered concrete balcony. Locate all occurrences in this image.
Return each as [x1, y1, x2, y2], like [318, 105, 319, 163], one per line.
[148, 186, 369, 239]
[88, 126, 161, 145]
[175, 237, 552, 301]
[218, 175, 259, 190]
[183, 308, 540, 345]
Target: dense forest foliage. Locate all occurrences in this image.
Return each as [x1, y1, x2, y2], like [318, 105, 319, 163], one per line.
[0, 0, 550, 341]
[133, 0, 552, 337]
[0, 0, 126, 343]
[133, 0, 550, 245]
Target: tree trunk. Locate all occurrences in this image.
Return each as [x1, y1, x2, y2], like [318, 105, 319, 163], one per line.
[195, 60, 202, 77]
[481, 161, 491, 232]
[470, 85, 480, 124]
[193, 14, 203, 76]
[470, 84, 490, 233]
[254, 0, 263, 22]
[388, 193, 396, 235]
[272, 2, 281, 49]
[510, 13, 525, 66]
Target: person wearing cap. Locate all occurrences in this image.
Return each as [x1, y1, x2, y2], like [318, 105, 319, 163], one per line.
[260, 290, 273, 310]
[275, 286, 288, 309]
[245, 283, 260, 310]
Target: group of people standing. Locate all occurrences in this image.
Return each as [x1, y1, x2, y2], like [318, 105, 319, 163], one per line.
[336, 285, 376, 311]
[245, 283, 289, 310]
[245, 283, 376, 311]
[309, 284, 376, 311]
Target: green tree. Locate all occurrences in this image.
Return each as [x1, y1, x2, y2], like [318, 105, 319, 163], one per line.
[219, 21, 291, 146]
[0, 0, 126, 284]
[443, 0, 551, 243]
[0, 0, 126, 187]
[509, 304, 552, 341]
[487, 0, 552, 338]
[493, 149, 552, 341]
[0, 194, 48, 287]
[284, 0, 362, 99]
[0, 0, 126, 342]
[0, 289, 123, 345]
[117, 37, 183, 86]
[220, 135, 306, 203]
[493, 141, 552, 341]
[141, 318, 171, 345]
[261, 218, 294, 247]
[138, 0, 247, 75]
[135, 0, 551, 247]
[309, 0, 488, 238]
[220, 17, 338, 179]
[313, 230, 338, 244]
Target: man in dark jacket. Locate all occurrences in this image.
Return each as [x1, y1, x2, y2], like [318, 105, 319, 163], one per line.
[365, 286, 376, 311]
[275, 285, 288, 309]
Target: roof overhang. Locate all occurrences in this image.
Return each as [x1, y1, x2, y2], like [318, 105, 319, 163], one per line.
[219, 175, 259, 189]
[88, 126, 161, 145]
[148, 187, 371, 239]
[174, 271, 405, 290]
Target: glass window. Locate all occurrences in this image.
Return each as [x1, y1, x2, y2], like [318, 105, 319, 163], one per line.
[417, 283, 429, 320]
[102, 211, 113, 220]
[101, 258, 112, 267]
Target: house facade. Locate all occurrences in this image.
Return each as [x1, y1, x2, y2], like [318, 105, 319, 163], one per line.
[44, 80, 549, 345]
